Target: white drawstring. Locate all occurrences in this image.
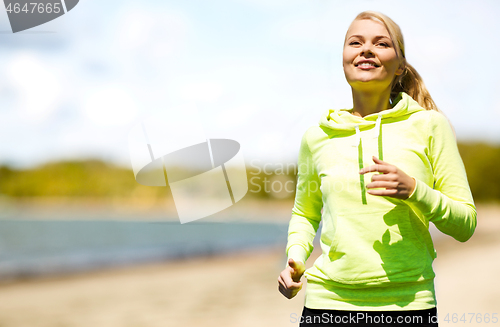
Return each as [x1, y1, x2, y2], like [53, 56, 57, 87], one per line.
[373, 114, 382, 139]
[353, 125, 361, 147]
[352, 114, 382, 146]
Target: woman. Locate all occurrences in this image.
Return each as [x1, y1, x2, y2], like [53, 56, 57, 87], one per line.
[278, 11, 476, 327]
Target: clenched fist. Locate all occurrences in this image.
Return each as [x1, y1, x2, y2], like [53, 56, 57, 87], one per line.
[278, 258, 306, 299]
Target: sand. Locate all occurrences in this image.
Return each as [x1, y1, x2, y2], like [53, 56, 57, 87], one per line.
[0, 204, 498, 327]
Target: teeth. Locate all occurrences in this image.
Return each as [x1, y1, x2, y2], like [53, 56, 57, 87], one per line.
[358, 62, 376, 67]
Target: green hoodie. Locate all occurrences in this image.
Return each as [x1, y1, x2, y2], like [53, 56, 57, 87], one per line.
[286, 92, 476, 310]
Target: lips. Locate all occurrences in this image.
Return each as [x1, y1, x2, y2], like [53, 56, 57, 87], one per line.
[355, 60, 379, 69]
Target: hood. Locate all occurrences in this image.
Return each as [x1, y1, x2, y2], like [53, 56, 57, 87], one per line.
[319, 92, 425, 135]
[318, 92, 426, 205]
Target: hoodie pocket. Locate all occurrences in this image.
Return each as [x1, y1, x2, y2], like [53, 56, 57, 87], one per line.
[320, 206, 428, 285]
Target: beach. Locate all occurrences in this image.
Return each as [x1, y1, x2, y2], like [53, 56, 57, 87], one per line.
[0, 204, 498, 327]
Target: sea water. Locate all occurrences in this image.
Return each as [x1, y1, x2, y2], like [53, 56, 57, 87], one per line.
[0, 219, 289, 280]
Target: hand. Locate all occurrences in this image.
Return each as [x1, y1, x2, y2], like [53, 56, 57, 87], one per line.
[278, 258, 305, 299]
[359, 156, 416, 200]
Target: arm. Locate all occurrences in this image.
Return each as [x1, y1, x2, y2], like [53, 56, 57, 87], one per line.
[278, 130, 323, 299]
[286, 129, 323, 264]
[404, 111, 477, 242]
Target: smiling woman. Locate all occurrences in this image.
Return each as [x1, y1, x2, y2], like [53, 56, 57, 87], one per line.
[343, 19, 403, 94]
[278, 11, 476, 327]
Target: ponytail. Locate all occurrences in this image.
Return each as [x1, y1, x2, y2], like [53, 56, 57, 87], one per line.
[393, 61, 454, 137]
[391, 62, 440, 112]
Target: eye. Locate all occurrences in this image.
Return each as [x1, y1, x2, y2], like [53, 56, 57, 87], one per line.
[377, 42, 390, 47]
[349, 41, 361, 46]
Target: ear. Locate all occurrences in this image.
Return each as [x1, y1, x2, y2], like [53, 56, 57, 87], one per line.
[395, 64, 405, 76]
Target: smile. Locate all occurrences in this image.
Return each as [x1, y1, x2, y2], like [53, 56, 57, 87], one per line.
[357, 63, 377, 68]
[355, 61, 380, 69]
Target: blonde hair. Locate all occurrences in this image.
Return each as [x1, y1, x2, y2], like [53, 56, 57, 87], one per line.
[351, 11, 439, 111]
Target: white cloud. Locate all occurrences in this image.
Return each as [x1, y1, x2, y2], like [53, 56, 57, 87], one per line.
[178, 81, 226, 103]
[214, 103, 263, 127]
[7, 53, 63, 123]
[82, 85, 138, 126]
[113, 5, 191, 60]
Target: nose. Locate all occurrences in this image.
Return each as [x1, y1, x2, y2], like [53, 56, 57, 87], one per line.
[360, 43, 374, 56]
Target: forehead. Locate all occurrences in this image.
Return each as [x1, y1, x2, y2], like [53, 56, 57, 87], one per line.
[346, 19, 390, 39]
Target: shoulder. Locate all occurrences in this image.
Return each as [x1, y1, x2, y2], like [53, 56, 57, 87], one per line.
[409, 110, 453, 132]
[424, 110, 455, 137]
[302, 125, 327, 142]
[417, 110, 457, 151]
[307, 124, 325, 135]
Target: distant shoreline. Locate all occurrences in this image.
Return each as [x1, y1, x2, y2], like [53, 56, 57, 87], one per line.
[1, 197, 497, 222]
[0, 196, 295, 222]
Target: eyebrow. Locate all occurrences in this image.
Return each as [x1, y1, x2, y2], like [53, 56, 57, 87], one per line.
[347, 35, 391, 40]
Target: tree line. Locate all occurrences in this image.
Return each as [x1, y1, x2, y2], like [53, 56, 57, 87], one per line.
[0, 142, 498, 202]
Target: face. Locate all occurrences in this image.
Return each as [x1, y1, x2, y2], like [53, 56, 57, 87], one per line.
[343, 19, 403, 91]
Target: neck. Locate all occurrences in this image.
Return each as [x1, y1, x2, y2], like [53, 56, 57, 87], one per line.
[351, 87, 392, 118]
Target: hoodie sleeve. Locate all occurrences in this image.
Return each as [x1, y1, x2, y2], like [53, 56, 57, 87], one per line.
[286, 129, 323, 264]
[404, 111, 477, 242]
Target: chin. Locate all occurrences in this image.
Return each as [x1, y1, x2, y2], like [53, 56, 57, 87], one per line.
[348, 79, 391, 91]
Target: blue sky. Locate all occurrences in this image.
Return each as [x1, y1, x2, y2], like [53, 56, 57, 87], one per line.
[0, 0, 499, 168]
